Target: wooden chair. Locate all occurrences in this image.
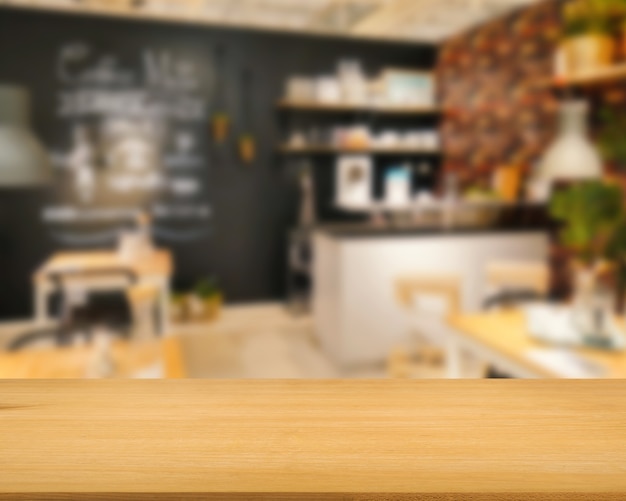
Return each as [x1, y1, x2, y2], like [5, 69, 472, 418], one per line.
[127, 284, 159, 342]
[390, 274, 462, 379]
[482, 260, 550, 378]
[483, 261, 550, 310]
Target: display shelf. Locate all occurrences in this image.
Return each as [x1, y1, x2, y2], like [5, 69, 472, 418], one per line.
[277, 99, 440, 114]
[335, 199, 546, 214]
[551, 63, 626, 89]
[278, 144, 441, 155]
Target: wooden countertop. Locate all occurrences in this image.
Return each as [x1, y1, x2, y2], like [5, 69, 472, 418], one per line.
[33, 249, 173, 283]
[450, 310, 626, 378]
[1, 381, 625, 500]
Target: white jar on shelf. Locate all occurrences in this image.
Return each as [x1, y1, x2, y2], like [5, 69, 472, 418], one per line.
[338, 60, 368, 104]
[384, 166, 412, 208]
[315, 77, 342, 103]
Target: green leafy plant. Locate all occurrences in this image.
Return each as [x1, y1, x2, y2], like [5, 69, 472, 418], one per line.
[194, 277, 221, 300]
[563, 0, 618, 38]
[550, 180, 624, 264]
[597, 107, 626, 170]
[171, 291, 187, 304]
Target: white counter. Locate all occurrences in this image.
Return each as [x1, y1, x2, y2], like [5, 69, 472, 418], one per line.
[313, 228, 550, 368]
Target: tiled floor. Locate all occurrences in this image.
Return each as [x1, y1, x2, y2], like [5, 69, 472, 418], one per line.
[0, 303, 446, 379]
[174, 303, 445, 379]
[174, 303, 357, 378]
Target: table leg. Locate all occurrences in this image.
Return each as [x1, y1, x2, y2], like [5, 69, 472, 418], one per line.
[158, 281, 171, 337]
[34, 283, 48, 325]
[446, 336, 462, 379]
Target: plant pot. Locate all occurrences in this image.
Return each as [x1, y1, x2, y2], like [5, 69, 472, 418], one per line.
[212, 113, 229, 143]
[565, 34, 615, 75]
[170, 295, 191, 324]
[189, 294, 223, 322]
[239, 136, 256, 163]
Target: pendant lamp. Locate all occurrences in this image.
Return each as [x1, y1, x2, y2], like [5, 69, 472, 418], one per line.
[0, 85, 51, 186]
[538, 100, 602, 182]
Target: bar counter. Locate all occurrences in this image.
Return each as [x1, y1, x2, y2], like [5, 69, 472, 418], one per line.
[1, 380, 625, 500]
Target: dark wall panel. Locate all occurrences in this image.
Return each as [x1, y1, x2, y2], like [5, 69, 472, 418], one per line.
[0, 7, 434, 319]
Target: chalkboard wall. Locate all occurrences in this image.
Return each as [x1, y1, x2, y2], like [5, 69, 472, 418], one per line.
[0, 7, 435, 319]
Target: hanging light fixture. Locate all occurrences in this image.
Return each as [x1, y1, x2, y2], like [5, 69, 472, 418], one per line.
[0, 85, 51, 187]
[538, 100, 603, 182]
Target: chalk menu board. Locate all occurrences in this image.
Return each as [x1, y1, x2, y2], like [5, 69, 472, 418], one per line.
[42, 41, 214, 245]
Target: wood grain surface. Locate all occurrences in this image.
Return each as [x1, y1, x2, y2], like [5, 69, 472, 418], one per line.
[34, 250, 173, 283]
[1, 380, 626, 500]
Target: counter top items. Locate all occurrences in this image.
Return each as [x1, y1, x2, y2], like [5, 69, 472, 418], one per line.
[449, 309, 626, 378]
[492, 165, 522, 203]
[524, 303, 626, 350]
[0, 84, 51, 186]
[315, 221, 551, 239]
[338, 190, 547, 231]
[3, 380, 626, 498]
[335, 155, 372, 209]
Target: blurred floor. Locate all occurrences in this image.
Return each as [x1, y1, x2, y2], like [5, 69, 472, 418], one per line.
[173, 303, 444, 379]
[0, 303, 446, 379]
[173, 303, 337, 378]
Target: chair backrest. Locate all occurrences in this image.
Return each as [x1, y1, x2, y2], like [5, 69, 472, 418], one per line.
[396, 274, 461, 318]
[483, 261, 549, 310]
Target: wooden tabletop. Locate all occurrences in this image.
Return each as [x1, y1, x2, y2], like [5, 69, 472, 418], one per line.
[33, 249, 173, 283]
[1, 380, 626, 500]
[449, 310, 626, 378]
[0, 336, 185, 379]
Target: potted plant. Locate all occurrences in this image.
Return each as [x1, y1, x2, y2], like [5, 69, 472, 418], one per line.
[170, 291, 190, 324]
[550, 180, 624, 310]
[239, 133, 256, 164]
[192, 277, 223, 321]
[562, 0, 616, 75]
[598, 107, 626, 177]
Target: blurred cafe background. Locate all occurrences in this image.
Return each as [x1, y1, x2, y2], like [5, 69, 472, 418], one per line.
[1, 0, 626, 379]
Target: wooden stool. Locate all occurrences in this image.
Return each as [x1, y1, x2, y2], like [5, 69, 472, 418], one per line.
[390, 274, 461, 378]
[127, 285, 159, 341]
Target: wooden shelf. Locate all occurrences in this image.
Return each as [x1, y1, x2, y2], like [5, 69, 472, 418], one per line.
[278, 145, 441, 155]
[277, 99, 440, 115]
[335, 200, 544, 214]
[551, 63, 626, 88]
